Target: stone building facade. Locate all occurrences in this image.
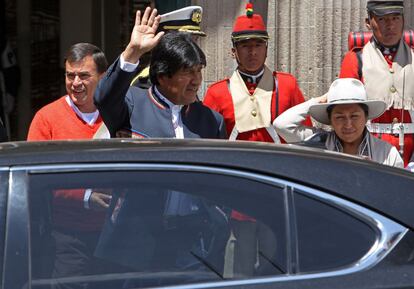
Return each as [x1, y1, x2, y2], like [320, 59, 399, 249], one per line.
[196, 0, 414, 99]
[8, 0, 414, 139]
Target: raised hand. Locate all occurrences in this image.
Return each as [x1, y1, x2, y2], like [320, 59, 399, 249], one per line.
[317, 93, 328, 104]
[122, 7, 165, 63]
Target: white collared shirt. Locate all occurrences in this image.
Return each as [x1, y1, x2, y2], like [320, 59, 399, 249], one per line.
[65, 96, 99, 125]
[154, 86, 184, 139]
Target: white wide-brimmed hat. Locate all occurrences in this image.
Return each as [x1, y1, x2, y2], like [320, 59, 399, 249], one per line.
[309, 78, 386, 125]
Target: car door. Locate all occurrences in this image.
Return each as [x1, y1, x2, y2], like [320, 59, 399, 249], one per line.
[2, 162, 407, 289]
[0, 170, 8, 288]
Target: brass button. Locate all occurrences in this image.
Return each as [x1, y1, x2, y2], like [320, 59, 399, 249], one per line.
[389, 68, 394, 74]
[250, 96, 255, 101]
[251, 110, 257, 117]
[393, 117, 399, 123]
[390, 86, 396, 93]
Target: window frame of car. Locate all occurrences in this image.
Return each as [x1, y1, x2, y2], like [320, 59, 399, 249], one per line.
[1, 163, 408, 289]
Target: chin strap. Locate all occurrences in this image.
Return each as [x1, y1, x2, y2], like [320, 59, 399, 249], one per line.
[372, 35, 400, 54]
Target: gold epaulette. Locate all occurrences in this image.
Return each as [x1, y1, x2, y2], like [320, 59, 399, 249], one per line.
[130, 66, 150, 86]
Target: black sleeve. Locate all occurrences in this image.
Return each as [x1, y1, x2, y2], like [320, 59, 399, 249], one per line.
[0, 118, 8, 142]
[94, 57, 138, 136]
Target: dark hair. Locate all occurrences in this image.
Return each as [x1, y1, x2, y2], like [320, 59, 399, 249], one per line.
[64, 42, 108, 74]
[149, 32, 206, 85]
[327, 103, 369, 120]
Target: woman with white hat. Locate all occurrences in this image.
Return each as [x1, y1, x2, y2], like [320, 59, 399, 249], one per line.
[273, 78, 403, 167]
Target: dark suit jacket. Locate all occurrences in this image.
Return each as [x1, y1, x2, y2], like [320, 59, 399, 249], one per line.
[94, 57, 226, 139]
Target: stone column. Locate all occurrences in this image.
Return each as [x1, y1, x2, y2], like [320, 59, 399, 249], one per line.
[268, 0, 369, 99]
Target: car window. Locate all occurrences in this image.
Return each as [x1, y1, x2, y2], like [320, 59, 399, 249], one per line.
[28, 168, 287, 289]
[293, 189, 377, 273]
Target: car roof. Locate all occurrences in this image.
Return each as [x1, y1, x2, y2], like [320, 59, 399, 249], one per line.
[2, 138, 414, 229]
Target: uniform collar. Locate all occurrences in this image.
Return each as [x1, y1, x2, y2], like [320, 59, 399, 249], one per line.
[238, 68, 265, 85]
[372, 37, 400, 55]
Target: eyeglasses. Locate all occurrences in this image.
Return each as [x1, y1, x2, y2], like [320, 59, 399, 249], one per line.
[65, 71, 94, 81]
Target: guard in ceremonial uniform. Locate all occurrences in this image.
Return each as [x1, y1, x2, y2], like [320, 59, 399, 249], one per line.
[203, 3, 306, 278]
[203, 3, 308, 143]
[339, 0, 414, 166]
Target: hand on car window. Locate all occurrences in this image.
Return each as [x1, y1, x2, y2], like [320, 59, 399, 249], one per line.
[90, 191, 112, 211]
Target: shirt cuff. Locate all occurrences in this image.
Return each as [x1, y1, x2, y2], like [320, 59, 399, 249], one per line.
[83, 189, 93, 209]
[119, 55, 139, 72]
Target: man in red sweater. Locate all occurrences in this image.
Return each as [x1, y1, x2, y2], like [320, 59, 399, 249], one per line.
[27, 43, 112, 283]
[28, 43, 107, 141]
[339, 0, 414, 166]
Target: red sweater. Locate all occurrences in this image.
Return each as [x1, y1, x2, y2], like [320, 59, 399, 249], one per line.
[27, 96, 103, 140]
[27, 96, 105, 231]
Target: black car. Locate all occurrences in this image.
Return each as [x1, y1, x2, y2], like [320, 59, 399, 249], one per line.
[1, 139, 414, 289]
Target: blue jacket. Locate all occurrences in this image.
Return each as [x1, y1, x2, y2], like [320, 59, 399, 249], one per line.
[94, 57, 226, 139]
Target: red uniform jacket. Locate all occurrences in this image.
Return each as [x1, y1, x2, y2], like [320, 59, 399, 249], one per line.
[204, 71, 308, 143]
